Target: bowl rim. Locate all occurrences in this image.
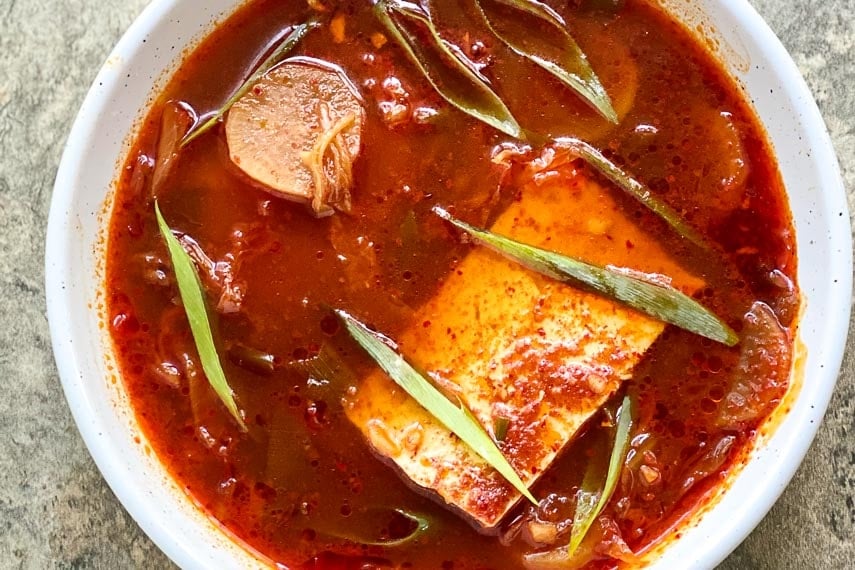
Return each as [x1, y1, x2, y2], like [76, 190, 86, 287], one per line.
[45, 0, 852, 568]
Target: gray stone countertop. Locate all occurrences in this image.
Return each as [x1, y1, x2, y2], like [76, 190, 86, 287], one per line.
[0, 0, 851, 568]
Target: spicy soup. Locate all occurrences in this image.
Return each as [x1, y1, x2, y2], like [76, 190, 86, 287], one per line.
[106, 0, 797, 567]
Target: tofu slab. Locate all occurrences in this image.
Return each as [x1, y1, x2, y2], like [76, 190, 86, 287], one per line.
[345, 166, 703, 529]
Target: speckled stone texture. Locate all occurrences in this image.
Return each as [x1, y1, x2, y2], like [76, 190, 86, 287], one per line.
[0, 0, 851, 568]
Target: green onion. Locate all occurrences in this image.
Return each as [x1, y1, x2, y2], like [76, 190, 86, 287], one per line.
[291, 343, 356, 387]
[359, 508, 431, 546]
[335, 308, 538, 504]
[493, 416, 510, 442]
[326, 507, 432, 547]
[554, 137, 707, 247]
[374, 0, 523, 138]
[181, 18, 321, 147]
[432, 206, 738, 346]
[227, 343, 276, 376]
[568, 394, 633, 555]
[475, 0, 617, 123]
[154, 202, 247, 430]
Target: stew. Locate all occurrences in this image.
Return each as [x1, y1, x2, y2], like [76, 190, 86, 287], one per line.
[106, 0, 798, 567]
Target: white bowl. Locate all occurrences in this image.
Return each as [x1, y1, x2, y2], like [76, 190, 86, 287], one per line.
[45, 0, 851, 568]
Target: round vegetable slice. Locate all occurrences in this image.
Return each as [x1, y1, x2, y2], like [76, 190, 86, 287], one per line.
[225, 58, 364, 216]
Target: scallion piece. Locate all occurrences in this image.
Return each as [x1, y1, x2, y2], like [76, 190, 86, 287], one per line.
[181, 18, 321, 147]
[374, 0, 523, 138]
[327, 507, 432, 547]
[291, 343, 357, 388]
[228, 343, 276, 376]
[432, 206, 738, 346]
[335, 308, 538, 504]
[493, 416, 510, 442]
[554, 137, 707, 248]
[568, 394, 633, 555]
[475, 0, 617, 123]
[369, 508, 431, 546]
[154, 202, 247, 430]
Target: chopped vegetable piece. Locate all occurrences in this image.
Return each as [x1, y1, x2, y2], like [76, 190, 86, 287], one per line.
[182, 19, 320, 146]
[374, 0, 522, 138]
[523, 516, 638, 568]
[184, 353, 213, 430]
[263, 407, 302, 486]
[397, 209, 424, 271]
[291, 343, 357, 387]
[432, 206, 737, 345]
[493, 416, 510, 442]
[225, 59, 364, 216]
[552, 138, 707, 247]
[335, 308, 538, 504]
[568, 394, 633, 555]
[697, 108, 750, 211]
[302, 103, 358, 215]
[330, 12, 347, 44]
[227, 343, 276, 376]
[323, 507, 431, 547]
[523, 544, 589, 569]
[154, 202, 247, 430]
[475, 0, 617, 122]
[175, 233, 245, 314]
[717, 302, 791, 428]
[152, 101, 195, 198]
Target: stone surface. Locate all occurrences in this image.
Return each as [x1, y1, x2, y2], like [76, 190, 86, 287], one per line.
[0, 0, 851, 568]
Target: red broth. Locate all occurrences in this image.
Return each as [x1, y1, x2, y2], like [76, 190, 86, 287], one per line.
[106, 0, 797, 567]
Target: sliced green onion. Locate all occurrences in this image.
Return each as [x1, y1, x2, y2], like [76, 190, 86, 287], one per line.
[554, 137, 707, 247]
[335, 308, 538, 504]
[181, 18, 321, 147]
[154, 201, 247, 430]
[326, 507, 432, 547]
[374, 0, 523, 138]
[432, 206, 737, 346]
[475, 0, 617, 123]
[568, 394, 633, 555]
[227, 343, 276, 376]
[291, 343, 357, 388]
[493, 416, 511, 442]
